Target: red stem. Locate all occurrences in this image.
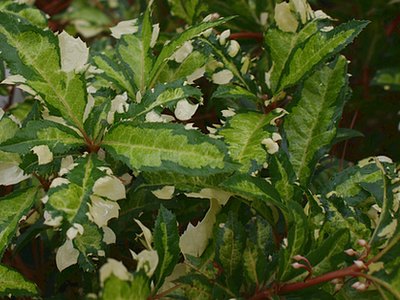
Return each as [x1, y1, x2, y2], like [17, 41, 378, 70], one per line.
[229, 32, 263, 42]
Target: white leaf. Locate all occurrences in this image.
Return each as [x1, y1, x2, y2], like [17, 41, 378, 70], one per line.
[89, 195, 120, 227]
[0, 163, 30, 186]
[131, 249, 159, 277]
[56, 239, 79, 272]
[227, 40, 240, 57]
[159, 263, 187, 293]
[262, 138, 279, 154]
[107, 93, 129, 124]
[93, 176, 126, 201]
[174, 99, 199, 121]
[43, 211, 63, 227]
[171, 41, 193, 63]
[31, 145, 53, 165]
[151, 186, 175, 200]
[150, 23, 160, 48]
[134, 219, 153, 250]
[1, 74, 26, 85]
[185, 188, 232, 206]
[99, 258, 131, 285]
[58, 31, 89, 73]
[274, 2, 298, 32]
[179, 198, 220, 257]
[49, 177, 70, 189]
[219, 29, 230, 45]
[110, 19, 139, 39]
[102, 226, 117, 245]
[145, 110, 175, 123]
[186, 66, 206, 84]
[212, 69, 234, 85]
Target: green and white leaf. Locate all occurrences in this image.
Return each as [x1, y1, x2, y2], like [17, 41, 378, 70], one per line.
[103, 122, 236, 175]
[0, 264, 38, 297]
[0, 120, 84, 155]
[0, 11, 87, 130]
[284, 56, 349, 187]
[219, 111, 279, 173]
[278, 201, 309, 281]
[154, 205, 180, 289]
[149, 17, 232, 87]
[167, 0, 207, 24]
[0, 187, 37, 257]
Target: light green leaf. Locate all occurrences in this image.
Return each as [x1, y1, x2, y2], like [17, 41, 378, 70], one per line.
[220, 174, 285, 215]
[102, 123, 235, 175]
[265, 20, 320, 92]
[0, 187, 37, 257]
[284, 56, 349, 187]
[0, 120, 84, 155]
[214, 211, 245, 291]
[371, 67, 400, 91]
[128, 80, 202, 120]
[0, 11, 87, 130]
[212, 84, 259, 103]
[0, 116, 19, 143]
[167, 0, 207, 24]
[93, 54, 136, 98]
[149, 17, 232, 87]
[154, 205, 180, 289]
[102, 273, 150, 300]
[277, 20, 368, 91]
[219, 111, 278, 173]
[116, 6, 153, 93]
[0, 264, 38, 297]
[278, 201, 309, 281]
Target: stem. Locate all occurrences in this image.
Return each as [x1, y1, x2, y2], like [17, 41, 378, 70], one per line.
[229, 32, 263, 42]
[151, 284, 182, 300]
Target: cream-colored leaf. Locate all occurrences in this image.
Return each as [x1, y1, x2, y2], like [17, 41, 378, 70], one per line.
[171, 41, 193, 63]
[179, 198, 220, 257]
[131, 249, 159, 277]
[212, 69, 234, 85]
[107, 93, 129, 124]
[58, 31, 89, 73]
[134, 219, 153, 250]
[102, 226, 117, 244]
[93, 176, 126, 201]
[59, 155, 78, 176]
[174, 99, 199, 121]
[274, 2, 298, 32]
[219, 29, 230, 45]
[187, 66, 206, 84]
[151, 185, 175, 200]
[262, 138, 279, 154]
[159, 263, 187, 293]
[56, 239, 79, 271]
[0, 163, 30, 186]
[227, 40, 240, 57]
[110, 19, 139, 39]
[1, 74, 26, 85]
[89, 195, 120, 227]
[150, 24, 160, 48]
[99, 258, 131, 285]
[185, 188, 232, 206]
[49, 177, 70, 189]
[378, 219, 398, 239]
[43, 211, 63, 227]
[31, 145, 53, 165]
[291, 0, 314, 24]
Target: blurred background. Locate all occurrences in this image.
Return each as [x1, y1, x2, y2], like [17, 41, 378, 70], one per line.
[1, 0, 399, 162]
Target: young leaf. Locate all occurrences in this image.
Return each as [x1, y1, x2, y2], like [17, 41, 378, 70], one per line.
[214, 211, 245, 291]
[167, 0, 207, 24]
[219, 111, 280, 173]
[278, 201, 309, 281]
[128, 80, 202, 120]
[0, 264, 38, 297]
[102, 122, 236, 175]
[93, 54, 136, 98]
[284, 56, 349, 187]
[149, 17, 233, 87]
[280, 20, 367, 92]
[0, 187, 38, 257]
[0, 11, 87, 130]
[0, 120, 85, 155]
[154, 205, 180, 289]
[116, 6, 154, 93]
[102, 273, 150, 300]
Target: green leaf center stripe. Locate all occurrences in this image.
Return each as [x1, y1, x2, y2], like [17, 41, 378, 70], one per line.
[103, 123, 232, 173]
[12, 38, 85, 130]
